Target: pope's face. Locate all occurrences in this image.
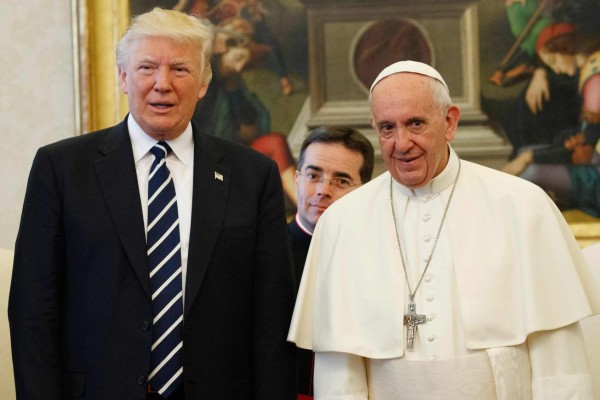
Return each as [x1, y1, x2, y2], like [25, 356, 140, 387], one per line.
[370, 73, 459, 189]
[295, 142, 364, 232]
[118, 36, 208, 141]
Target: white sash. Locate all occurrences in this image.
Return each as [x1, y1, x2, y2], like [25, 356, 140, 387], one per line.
[367, 351, 497, 399]
[366, 345, 532, 400]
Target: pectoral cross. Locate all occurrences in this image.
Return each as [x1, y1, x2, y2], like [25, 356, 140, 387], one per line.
[403, 296, 426, 351]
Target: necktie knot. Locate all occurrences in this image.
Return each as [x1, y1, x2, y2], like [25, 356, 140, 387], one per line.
[150, 142, 172, 161]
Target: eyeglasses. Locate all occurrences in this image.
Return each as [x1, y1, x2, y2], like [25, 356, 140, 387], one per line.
[297, 171, 358, 190]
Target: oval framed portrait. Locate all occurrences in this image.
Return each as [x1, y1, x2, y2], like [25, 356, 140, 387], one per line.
[351, 18, 434, 93]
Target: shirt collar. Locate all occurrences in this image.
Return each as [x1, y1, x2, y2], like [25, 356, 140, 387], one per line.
[128, 114, 194, 166]
[295, 214, 314, 236]
[395, 145, 460, 197]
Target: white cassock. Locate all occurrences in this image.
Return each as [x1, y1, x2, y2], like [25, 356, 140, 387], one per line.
[288, 147, 600, 399]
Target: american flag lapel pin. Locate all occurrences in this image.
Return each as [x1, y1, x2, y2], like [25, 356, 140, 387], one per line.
[214, 171, 224, 181]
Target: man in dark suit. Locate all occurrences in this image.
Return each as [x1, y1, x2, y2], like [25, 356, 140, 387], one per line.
[8, 8, 296, 400]
[289, 126, 374, 399]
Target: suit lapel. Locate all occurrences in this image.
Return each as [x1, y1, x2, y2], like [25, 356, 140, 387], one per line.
[94, 120, 151, 299]
[184, 130, 229, 316]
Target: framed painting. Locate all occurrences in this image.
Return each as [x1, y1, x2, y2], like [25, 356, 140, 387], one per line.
[74, 0, 600, 244]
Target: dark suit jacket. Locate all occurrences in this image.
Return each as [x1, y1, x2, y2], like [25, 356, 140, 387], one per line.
[287, 217, 313, 398]
[8, 119, 296, 399]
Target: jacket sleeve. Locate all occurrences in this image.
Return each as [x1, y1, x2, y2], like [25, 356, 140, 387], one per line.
[8, 147, 66, 399]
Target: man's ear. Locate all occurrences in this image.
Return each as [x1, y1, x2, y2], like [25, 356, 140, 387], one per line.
[118, 66, 128, 94]
[445, 105, 460, 142]
[197, 83, 208, 101]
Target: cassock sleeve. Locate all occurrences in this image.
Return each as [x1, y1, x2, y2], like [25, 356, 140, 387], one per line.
[314, 352, 368, 399]
[252, 160, 297, 398]
[528, 322, 594, 399]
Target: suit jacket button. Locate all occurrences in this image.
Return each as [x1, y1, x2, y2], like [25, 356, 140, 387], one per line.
[141, 320, 150, 331]
[137, 375, 145, 385]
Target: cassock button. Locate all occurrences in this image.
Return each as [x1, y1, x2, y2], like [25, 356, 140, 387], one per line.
[423, 234, 432, 242]
[427, 335, 436, 342]
[427, 314, 436, 322]
[422, 214, 431, 222]
[424, 275, 433, 283]
[426, 295, 435, 302]
[141, 320, 150, 331]
[137, 375, 145, 385]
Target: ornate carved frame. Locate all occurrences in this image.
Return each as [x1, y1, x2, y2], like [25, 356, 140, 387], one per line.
[72, 0, 130, 135]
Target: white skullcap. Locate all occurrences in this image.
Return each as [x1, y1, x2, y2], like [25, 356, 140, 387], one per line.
[369, 60, 448, 93]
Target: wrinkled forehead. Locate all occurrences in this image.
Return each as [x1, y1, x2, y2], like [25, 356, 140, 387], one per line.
[370, 73, 434, 105]
[127, 36, 201, 59]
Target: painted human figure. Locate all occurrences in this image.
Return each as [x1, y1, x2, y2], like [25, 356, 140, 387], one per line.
[193, 29, 297, 204]
[502, 21, 600, 215]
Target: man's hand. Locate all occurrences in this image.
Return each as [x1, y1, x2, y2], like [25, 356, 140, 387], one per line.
[525, 68, 550, 114]
[564, 132, 586, 150]
[571, 145, 594, 165]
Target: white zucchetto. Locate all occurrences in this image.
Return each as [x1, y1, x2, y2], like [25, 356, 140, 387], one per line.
[370, 60, 449, 93]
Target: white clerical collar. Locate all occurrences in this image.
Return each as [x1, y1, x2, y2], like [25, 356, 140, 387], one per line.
[295, 214, 314, 236]
[394, 145, 459, 198]
[128, 114, 194, 166]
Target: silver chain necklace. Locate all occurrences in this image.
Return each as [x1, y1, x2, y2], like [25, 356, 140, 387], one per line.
[389, 159, 461, 351]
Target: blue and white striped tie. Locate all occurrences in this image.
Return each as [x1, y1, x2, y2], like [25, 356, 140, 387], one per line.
[147, 142, 184, 397]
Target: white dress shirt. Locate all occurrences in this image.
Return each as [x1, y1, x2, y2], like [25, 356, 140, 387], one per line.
[128, 115, 194, 299]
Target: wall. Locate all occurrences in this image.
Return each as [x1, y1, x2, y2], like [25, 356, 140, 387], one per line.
[0, 2, 76, 250]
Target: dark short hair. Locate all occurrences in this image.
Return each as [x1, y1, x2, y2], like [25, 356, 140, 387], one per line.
[298, 126, 375, 183]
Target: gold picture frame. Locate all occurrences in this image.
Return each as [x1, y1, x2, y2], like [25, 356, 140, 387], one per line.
[72, 0, 130, 135]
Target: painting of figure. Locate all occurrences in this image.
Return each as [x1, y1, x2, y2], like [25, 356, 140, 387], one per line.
[482, 0, 600, 217]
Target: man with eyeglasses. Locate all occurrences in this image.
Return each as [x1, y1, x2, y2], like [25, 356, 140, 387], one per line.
[289, 125, 374, 399]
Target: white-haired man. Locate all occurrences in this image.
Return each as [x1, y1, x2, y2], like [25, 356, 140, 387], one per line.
[288, 60, 599, 399]
[9, 8, 296, 399]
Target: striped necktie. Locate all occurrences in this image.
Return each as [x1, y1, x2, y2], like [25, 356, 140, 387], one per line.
[146, 142, 184, 397]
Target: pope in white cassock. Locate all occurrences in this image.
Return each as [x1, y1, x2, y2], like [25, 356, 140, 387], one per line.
[287, 61, 600, 399]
